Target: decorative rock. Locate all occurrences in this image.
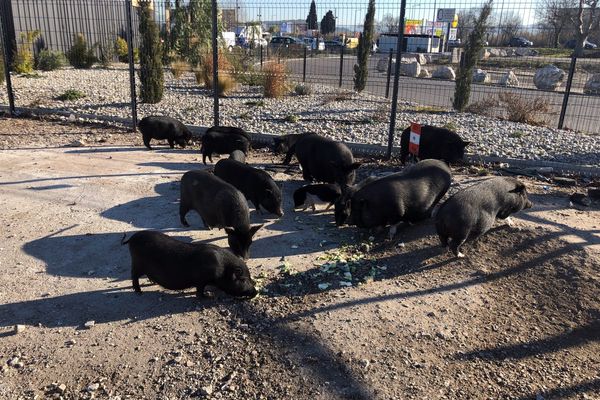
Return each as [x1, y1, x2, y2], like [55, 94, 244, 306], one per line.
[584, 74, 600, 95]
[86, 383, 100, 392]
[499, 71, 520, 87]
[515, 48, 538, 56]
[14, 324, 26, 334]
[376, 57, 389, 72]
[479, 48, 490, 60]
[534, 65, 566, 90]
[419, 68, 430, 78]
[84, 320, 95, 329]
[199, 385, 214, 396]
[432, 66, 456, 80]
[57, 383, 67, 394]
[400, 61, 421, 77]
[472, 69, 490, 83]
[488, 48, 507, 57]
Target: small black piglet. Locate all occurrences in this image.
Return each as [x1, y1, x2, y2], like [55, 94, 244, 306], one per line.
[399, 125, 470, 165]
[214, 159, 283, 217]
[138, 116, 192, 150]
[201, 126, 250, 165]
[293, 184, 341, 212]
[122, 231, 257, 298]
[435, 176, 533, 257]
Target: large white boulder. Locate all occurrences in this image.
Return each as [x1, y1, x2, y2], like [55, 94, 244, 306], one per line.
[432, 66, 456, 80]
[472, 68, 490, 83]
[584, 74, 600, 95]
[499, 70, 520, 87]
[533, 64, 566, 90]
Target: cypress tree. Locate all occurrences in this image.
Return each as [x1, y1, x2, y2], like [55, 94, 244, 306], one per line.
[138, 1, 164, 104]
[306, 0, 318, 30]
[320, 11, 336, 35]
[353, 0, 375, 92]
[453, 0, 493, 111]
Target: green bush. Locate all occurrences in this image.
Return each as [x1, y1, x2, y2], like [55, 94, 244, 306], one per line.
[138, 1, 164, 103]
[294, 83, 313, 95]
[12, 30, 40, 74]
[115, 37, 129, 62]
[55, 89, 86, 101]
[37, 50, 65, 71]
[98, 41, 115, 68]
[67, 34, 96, 69]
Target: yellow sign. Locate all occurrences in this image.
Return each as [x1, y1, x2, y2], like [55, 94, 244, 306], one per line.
[406, 19, 424, 26]
[451, 15, 458, 28]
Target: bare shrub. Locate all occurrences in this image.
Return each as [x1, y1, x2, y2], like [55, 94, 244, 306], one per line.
[216, 75, 237, 96]
[170, 59, 189, 79]
[466, 93, 553, 126]
[465, 97, 500, 117]
[201, 52, 234, 90]
[263, 61, 288, 98]
[497, 92, 552, 125]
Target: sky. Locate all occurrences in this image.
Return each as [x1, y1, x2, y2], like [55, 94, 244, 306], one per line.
[215, 0, 540, 29]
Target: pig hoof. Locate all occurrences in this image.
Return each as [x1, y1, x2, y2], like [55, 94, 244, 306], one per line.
[457, 252, 466, 258]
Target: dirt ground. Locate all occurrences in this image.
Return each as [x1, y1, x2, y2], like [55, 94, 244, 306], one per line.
[0, 116, 599, 400]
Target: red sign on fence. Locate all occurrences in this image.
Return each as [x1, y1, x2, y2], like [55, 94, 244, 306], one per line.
[409, 122, 421, 157]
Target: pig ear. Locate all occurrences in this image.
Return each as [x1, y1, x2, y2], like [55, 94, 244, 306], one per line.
[509, 183, 526, 194]
[249, 224, 263, 236]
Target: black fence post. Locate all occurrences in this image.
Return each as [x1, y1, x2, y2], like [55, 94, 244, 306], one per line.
[302, 46, 307, 83]
[125, 0, 137, 132]
[558, 55, 577, 130]
[211, 0, 219, 127]
[260, 44, 263, 69]
[0, 0, 16, 115]
[385, 48, 393, 99]
[338, 47, 344, 88]
[386, 0, 407, 160]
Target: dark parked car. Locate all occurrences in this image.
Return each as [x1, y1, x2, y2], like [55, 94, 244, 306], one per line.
[324, 40, 345, 51]
[507, 37, 533, 47]
[564, 39, 598, 49]
[269, 36, 309, 52]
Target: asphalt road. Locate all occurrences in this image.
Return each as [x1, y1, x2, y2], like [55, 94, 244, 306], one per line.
[283, 56, 600, 134]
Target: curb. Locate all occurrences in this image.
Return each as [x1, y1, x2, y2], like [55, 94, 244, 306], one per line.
[3, 105, 600, 177]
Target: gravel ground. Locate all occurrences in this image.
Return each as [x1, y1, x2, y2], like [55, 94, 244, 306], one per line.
[0, 118, 599, 399]
[1, 65, 599, 167]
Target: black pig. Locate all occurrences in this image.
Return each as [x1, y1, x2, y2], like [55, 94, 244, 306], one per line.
[214, 159, 283, 217]
[122, 230, 257, 298]
[293, 183, 342, 212]
[201, 126, 250, 165]
[435, 177, 533, 257]
[283, 133, 361, 186]
[334, 175, 379, 226]
[273, 133, 307, 154]
[138, 116, 192, 150]
[399, 125, 470, 164]
[180, 170, 263, 259]
[344, 160, 452, 239]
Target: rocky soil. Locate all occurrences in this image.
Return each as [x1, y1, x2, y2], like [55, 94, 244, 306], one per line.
[0, 117, 599, 400]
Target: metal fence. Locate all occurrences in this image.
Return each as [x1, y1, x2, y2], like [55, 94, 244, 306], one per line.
[0, 0, 599, 163]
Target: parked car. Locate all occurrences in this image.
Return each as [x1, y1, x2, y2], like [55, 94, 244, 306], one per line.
[324, 39, 344, 51]
[302, 37, 325, 51]
[269, 36, 309, 52]
[507, 37, 533, 47]
[564, 38, 598, 49]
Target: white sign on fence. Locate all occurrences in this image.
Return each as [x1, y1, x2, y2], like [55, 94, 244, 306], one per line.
[437, 8, 456, 22]
[449, 28, 457, 40]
